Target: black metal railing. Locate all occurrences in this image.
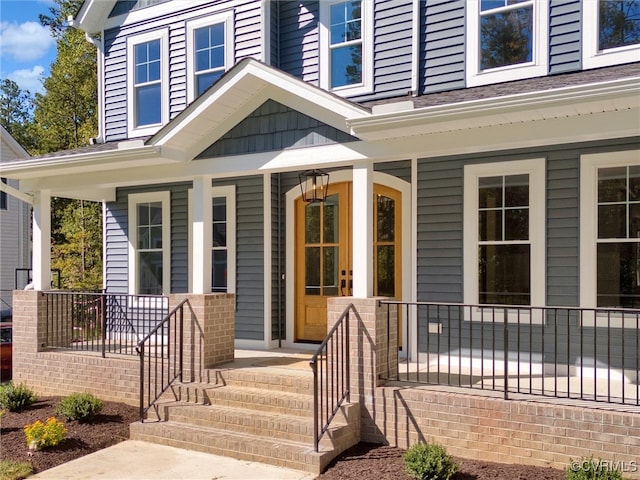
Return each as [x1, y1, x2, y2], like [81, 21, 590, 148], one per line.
[15, 268, 61, 290]
[379, 301, 640, 406]
[42, 291, 168, 357]
[309, 303, 353, 452]
[137, 298, 198, 421]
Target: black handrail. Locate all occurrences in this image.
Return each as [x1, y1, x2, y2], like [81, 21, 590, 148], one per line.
[309, 303, 353, 452]
[136, 298, 193, 421]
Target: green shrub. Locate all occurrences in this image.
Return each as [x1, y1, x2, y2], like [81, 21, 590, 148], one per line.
[403, 442, 459, 480]
[55, 392, 103, 422]
[24, 417, 66, 450]
[0, 460, 34, 480]
[566, 456, 624, 480]
[0, 382, 37, 412]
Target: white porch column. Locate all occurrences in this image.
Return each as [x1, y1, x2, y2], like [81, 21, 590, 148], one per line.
[192, 177, 212, 294]
[352, 161, 374, 297]
[32, 190, 51, 290]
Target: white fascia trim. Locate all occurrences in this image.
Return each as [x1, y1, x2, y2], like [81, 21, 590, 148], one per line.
[151, 59, 369, 148]
[583, 1, 640, 70]
[0, 145, 162, 179]
[348, 76, 640, 139]
[185, 11, 235, 104]
[579, 149, 640, 308]
[70, 0, 117, 35]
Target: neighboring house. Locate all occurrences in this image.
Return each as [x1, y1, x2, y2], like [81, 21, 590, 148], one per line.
[1, 0, 639, 351]
[0, 126, 30, 312]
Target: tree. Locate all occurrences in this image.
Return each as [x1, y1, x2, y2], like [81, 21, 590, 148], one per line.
[32, 1, 97, 153]
[0, 79, 36, 153]
[33, 0, 102, 290]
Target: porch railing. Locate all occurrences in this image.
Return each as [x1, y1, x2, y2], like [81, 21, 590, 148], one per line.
[137, 298, 198, 422]
[42, 291, 168, 357]
[309, 303, 352, 452]
[379, 300, 640, 406]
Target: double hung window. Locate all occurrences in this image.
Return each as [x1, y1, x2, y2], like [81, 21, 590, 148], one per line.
[127, 30, 168, 136]
[319, 0, 372, 96]
[186, 13, 233, 102]
[464, 159, 545, 307]
[584, 0, 640, 69]
[581, 151, 640, 308]
[466, 0, 548, 86]
[128, 192, 170, 295]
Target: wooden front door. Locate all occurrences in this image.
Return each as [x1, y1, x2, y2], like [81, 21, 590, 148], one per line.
[295, 182, 351, 342]
[294, 182, 402, 343]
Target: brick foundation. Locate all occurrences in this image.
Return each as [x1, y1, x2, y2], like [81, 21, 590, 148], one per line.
[329, 296, 640, 478]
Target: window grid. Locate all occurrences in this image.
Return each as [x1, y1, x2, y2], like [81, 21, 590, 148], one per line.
[133, 39, 161, 127]
[329, 0, 363, 89]
[194, 23, 225, 96]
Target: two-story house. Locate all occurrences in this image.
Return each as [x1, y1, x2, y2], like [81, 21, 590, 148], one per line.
[3, 1, 640, 472]
[2, 0, 639, 350]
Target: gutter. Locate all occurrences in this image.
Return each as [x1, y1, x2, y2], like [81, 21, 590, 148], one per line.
[348, 77, 640, 139]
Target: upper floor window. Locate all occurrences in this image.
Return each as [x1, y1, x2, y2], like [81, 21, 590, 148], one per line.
[1, 178, 7, 210]
[319, 0, 373, 96]
[187, 13, 234, 103]
[464, 159, 545, 306]
[466, 0, 548, 87]
[127, 30, 168, 137]
[584, 0, 640, 69]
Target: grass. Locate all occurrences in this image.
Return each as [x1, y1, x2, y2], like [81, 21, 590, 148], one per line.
[0, 460, 34, 480]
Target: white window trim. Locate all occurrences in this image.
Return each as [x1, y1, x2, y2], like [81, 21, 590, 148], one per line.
[466, 0, 549, 87]
[186, 12, 235, 103]
[187, 185, 236, 294]
[126, 29, 169, 138]
[128, 191, 171, 295]
[583, 1, 640, 70]
[319, 0, 373, 97]
[580, 149, 640, 309]
[463, 158, 546, 308]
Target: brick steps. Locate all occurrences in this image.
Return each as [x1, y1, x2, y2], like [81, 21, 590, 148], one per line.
[131, 361, 359, 475]
[129, 420, 328, 473]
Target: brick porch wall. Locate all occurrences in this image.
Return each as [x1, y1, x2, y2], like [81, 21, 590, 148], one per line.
[329, 297, 640, 478]
[11, 291, 235, 407]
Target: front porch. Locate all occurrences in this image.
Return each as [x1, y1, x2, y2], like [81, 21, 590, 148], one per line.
[10, 290, 640, 476]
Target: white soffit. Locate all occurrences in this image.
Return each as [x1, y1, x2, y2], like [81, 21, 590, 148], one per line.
[71, 0, 118, 35]
[349, 77, 640, 142]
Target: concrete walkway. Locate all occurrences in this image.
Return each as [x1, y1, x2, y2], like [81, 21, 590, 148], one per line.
[29, 440, 317, 480]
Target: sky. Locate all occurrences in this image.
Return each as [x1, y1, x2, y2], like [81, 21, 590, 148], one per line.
[0, 0, 57, 94]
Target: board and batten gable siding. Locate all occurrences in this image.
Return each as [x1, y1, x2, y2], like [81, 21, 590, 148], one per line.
[196, 99, 357, 158]
[548, 0, 582, 74]
[104, 183, 190, 294]
[420, 0, 466, 94]
[102, 0, 263, 142]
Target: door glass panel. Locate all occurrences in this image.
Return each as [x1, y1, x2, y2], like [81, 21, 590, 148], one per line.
[305, 247, 320, 295]
[305, 203, 321, 243]
[323, 195, 339, 243]
[377, 195, 395, 242]
[376, 245, 395, 297]
[138, 251, 163, 295]
[323, 246, 339, 295]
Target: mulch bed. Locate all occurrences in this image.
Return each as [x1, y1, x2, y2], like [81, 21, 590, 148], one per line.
[0, 396, 139, 475]
[1, 397, 566, 479]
